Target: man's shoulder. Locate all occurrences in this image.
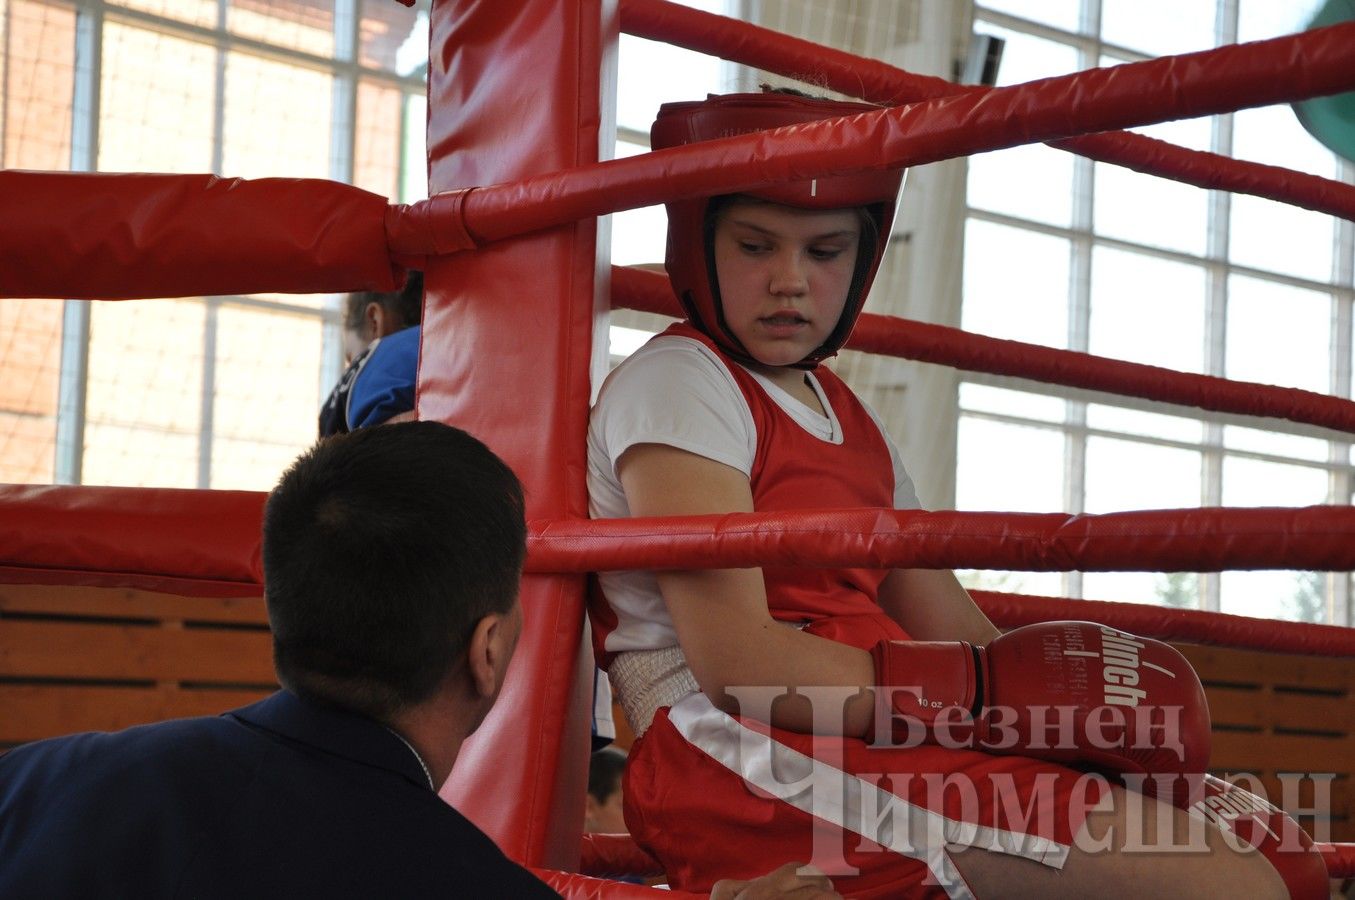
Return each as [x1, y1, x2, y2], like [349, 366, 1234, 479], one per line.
[3, 713, 254, 786]
[0, 715, 561, 899]
[11, 709, 243, 750]
[288, 772, 557, 896]
[0, 714, 265, 892]
[401, 809, 560, 897]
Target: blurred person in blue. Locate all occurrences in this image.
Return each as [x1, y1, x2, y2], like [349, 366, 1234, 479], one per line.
[319, 269, 423, 436]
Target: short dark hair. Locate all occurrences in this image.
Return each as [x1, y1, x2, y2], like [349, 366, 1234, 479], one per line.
[343, 269, 424, 332]
[588, 747, 627, 802]
[263, 421, 525, 720]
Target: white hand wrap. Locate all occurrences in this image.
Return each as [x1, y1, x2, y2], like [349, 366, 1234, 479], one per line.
[608, 645, 700, 738]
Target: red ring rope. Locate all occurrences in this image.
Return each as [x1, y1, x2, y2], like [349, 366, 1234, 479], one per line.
[6, 25, 1354, 301]
[620, 0, 1355, 224]
[612, 266, 1355, 437]
[973, 590, 1355, 657]
[525, 506, 1355, 575]
[388, 21, 1355, 256]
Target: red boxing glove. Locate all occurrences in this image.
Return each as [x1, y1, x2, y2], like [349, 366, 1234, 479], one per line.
[1187, 775, 1329, 900]
[870, 621, 1211, 807]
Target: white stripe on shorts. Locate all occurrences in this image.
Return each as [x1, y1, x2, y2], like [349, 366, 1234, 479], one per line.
[666, 692, 1071, 900]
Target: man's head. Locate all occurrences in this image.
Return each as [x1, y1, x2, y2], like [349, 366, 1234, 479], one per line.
[263, 421, 526, 722]
[342, 269, 424, 363]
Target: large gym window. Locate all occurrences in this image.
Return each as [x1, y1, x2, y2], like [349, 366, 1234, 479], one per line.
[0, 0, 428, 489]
[961, 0, 1355, 624]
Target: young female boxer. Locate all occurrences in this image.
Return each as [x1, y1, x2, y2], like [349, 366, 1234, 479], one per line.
[588, 91, 1310, 898]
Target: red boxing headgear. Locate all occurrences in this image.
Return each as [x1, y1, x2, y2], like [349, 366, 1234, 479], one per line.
[651, 92, 905, 369]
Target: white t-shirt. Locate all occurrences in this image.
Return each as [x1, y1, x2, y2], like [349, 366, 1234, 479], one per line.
[587, 333, 921, 655]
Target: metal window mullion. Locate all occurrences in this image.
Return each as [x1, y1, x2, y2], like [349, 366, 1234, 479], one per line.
[1197, 0, 1235, 613]
[318, 0, 361, 401]
[1327, 288, 1351, 627]
[193, 0, 229, 491]
[1, 2, 11, 161]
[198, 298, 219, 489]
[1331, 157, 1355, 625]
[55, 306, 92, 485]
[55, 5, 104, 485]
[1061, 0, 1098, 601]
[1063, 219, 1090, 601]
[1080, 0, 1101, 46]
[396, 86, 413, 201]
[211, 0, 227, 175]
[721, 0, 747, 91]
[1201, 250, 1227, 614]
[1317, 0, 1349, 626]
[332, 0, 358, 183]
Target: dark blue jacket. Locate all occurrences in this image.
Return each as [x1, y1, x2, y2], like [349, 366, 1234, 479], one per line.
[0, 691, 558, 898]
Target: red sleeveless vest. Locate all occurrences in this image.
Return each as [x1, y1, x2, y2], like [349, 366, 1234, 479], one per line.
[660, 323, 909, 645]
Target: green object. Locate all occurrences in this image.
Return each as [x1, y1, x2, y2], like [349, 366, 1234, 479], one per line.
[1293, 0, 1355, 163]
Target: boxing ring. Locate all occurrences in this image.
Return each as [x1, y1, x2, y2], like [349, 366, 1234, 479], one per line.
[3, 0, 1355, 893]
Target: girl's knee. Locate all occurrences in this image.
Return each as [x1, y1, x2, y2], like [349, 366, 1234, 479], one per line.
[1066, 787, 1288, 899]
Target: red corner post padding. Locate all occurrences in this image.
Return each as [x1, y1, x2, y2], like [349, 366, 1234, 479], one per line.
[0, 171, 402, 300]
[0, 484, 264, 597]
[422, 0, 613, 871]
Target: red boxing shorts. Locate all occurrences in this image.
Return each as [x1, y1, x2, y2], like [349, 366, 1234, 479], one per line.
[625, 693, 1110, 899]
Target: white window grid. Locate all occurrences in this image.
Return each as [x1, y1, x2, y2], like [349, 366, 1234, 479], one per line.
[39, 0, 428, 487]
[966, 0, 1355, 622]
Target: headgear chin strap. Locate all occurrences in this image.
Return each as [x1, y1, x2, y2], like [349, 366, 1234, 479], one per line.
[651, 92, 906, 369]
